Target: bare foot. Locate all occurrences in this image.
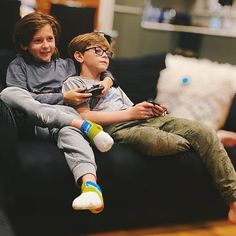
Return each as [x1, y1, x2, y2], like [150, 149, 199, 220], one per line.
[217, 130, 236, 147]
[228, 203, 236, 224]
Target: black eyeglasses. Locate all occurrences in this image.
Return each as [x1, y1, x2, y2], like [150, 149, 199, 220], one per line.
[84, 46, 113, 58]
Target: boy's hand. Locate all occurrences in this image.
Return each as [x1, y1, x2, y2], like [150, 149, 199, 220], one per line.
[128, 101, 168, 120]
[151, 103, 168, 117]
[97, 77, 113, 96]
[63, 87, 92, 105]
[128, 102, 155, 120]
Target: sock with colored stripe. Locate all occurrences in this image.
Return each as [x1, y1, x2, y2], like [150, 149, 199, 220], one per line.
[72, 181, 104, 214]
[80, 120, 114, 152]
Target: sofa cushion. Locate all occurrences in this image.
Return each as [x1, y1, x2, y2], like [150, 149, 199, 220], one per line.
[156, 54, 236, 130]
[6, 139, 227, 236]
[109, 53, 166, 104]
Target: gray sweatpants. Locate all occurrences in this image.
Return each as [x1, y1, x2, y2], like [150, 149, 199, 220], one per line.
[0, 87, 97, 183]
[106, 116, 236, 204]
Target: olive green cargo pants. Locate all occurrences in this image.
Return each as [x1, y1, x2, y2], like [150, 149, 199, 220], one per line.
[106, 115, 236, 204]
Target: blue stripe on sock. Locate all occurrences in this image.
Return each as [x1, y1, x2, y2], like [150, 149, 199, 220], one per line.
[80, 120, 92, 135]
[85, 181, 102, 194]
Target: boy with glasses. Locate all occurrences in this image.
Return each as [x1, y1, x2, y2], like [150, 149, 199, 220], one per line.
[63, 32, 236, 223]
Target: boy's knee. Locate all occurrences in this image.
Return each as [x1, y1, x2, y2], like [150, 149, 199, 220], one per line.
[0, 87, 11, 101]
[194, 122, 215, 136]
[187, 121, 217, 146]
[1, 87, 26, 104]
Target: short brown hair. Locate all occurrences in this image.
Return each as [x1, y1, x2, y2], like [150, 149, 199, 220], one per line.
[13, 12, 61, 56]
[67, 32, 112, 59]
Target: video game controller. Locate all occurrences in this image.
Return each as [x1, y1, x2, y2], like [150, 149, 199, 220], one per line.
[147, 99, 168, 116]
[147, 99, 161, 106]
[82, 85, 104, 97]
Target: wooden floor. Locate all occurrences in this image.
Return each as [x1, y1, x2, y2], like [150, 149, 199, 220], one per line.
[88, 220, 236, 236]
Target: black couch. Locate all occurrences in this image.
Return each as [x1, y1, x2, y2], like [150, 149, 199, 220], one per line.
[1, 52, 236, 236]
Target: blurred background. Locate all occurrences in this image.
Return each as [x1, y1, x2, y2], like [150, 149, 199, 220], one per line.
[2, 0, 236, 63]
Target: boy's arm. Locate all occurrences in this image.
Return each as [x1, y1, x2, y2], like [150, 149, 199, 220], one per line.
[98, 71, 118, 96]
[100, 71, 118, 88]
[77, 107, 133, 126]
[77, 101, 158, 126]
[63, 77, 165, 123]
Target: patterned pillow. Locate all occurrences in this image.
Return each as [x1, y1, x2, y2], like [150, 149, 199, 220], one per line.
[155, 54, 236, 130]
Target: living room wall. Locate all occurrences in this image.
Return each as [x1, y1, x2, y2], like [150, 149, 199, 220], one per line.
[113, 0, 236, 65]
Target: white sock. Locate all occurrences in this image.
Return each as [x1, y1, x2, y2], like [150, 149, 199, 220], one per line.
[93, 131, 114, 152]
[81, 120, 114, 152]
[72, 192, 103, 211]
[72, 181, 104, 213]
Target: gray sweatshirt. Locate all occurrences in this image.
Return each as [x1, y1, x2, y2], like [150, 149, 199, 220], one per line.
[6, 56, 116, 105]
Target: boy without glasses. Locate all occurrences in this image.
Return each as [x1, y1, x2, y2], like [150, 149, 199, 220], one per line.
[1, 13, 118, 214]
[63, 32, 236, 223]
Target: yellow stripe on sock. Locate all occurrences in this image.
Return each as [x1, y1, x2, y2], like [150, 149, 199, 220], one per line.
[87, 121, 103, 140]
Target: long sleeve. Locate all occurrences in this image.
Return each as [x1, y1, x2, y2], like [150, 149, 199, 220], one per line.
[29, 92, 64, 105]
[6, 57, 76, 105]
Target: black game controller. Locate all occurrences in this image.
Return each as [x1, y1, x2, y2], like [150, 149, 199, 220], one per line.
[147, 99, 161, 106]
[147, 99, 168, 115]
[82, 85, 104, 97]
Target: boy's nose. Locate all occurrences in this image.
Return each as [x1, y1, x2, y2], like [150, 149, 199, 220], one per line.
[42, 41, 49, 48]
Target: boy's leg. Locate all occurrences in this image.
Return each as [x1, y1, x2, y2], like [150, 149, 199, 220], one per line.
[1, 87, 78, 128]
[110, 119, 191, 156]
[56, 126, 104, 213]
[1, 87, 113, 152]
[160, 116, 236, 204]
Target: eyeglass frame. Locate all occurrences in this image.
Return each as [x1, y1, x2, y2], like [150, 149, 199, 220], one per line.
[83, 46, 113, 58]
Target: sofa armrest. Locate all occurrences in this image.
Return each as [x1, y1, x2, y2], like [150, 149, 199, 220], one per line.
[223, 93, 236, 132]
[0, 50, 15, 91]
[0, 208, 16, 236]
[0, 98, 36, 139]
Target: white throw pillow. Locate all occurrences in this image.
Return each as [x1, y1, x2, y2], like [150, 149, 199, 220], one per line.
[155, 54, 236, 130]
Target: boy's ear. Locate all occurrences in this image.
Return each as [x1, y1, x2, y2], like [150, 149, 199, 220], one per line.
[74, 51, 84, 63]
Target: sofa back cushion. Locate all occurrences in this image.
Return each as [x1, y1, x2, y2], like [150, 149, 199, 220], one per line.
[0, 1, 21, 50]
[109, 53, 166, 104]
[0, 50, 15, 91]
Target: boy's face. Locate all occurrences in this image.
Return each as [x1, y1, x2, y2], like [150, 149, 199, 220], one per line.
[80, 44, 111, 73]
[22, 24, 56, 62]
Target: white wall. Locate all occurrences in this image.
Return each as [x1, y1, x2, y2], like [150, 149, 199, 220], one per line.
[97, 0, 115, 33]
